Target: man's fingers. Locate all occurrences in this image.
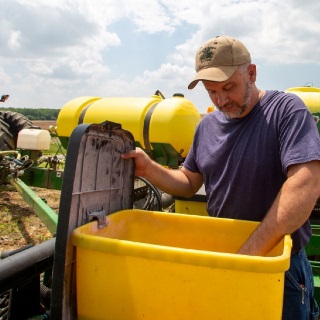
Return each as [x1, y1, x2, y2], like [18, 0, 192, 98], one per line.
[121, 149, 137, 159]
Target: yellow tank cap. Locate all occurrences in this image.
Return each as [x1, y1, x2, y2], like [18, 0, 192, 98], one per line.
[207, 106, 215, 113]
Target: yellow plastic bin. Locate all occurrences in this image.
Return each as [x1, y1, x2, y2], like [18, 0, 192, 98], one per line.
[72, 210, 292, 320]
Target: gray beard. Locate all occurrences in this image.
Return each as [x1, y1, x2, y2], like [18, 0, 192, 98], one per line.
[218, 82, 252, 119]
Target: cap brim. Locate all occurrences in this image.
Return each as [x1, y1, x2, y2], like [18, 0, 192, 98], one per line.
[188, 65, 238, 89]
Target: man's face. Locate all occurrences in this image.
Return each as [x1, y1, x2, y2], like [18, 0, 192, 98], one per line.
[202, 64, 256, 119]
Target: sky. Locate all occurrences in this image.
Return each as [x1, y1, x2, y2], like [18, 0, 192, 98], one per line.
[0, 0, 320, 114]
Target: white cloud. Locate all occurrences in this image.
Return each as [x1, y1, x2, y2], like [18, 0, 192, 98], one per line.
[8, 30, 22, 50]
[0, 0, 319, 113]
[0, 68, 11, 85]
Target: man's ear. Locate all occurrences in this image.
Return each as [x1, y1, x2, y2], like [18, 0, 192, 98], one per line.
[248, 64, 257, 82]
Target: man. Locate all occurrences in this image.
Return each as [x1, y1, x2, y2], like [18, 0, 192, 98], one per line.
[122, 35, 320, 319]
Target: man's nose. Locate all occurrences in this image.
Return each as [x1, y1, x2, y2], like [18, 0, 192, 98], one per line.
[216, 92, 229, 107]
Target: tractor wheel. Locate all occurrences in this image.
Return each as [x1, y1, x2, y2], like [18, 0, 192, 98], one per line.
[0, 111, 34, 149]
[0, 114, 15, 151]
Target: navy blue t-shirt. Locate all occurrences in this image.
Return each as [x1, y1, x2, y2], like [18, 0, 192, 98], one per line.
[184, 90, 320, 252]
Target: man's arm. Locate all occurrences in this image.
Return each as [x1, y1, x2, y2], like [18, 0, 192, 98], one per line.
[122, 148, 203, 198]
[238, 160, 320, 256]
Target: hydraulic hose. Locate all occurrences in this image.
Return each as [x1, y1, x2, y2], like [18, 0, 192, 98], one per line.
[0, 238, 55, 295]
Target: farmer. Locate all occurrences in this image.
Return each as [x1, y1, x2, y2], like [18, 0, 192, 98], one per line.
[122, 35, 320, 319]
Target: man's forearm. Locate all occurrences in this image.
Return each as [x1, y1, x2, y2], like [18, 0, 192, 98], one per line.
[143, 160, 201, 198]
[238, 161, 320, 256]
[122, 148, 203, 197]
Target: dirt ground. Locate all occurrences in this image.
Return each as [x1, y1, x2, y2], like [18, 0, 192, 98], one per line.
[0, 187, 61, 253]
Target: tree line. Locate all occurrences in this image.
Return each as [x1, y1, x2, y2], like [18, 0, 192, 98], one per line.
[3, 108, 60, 121]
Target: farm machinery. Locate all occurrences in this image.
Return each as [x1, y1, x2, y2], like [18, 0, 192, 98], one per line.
[0, 87, 319, 319]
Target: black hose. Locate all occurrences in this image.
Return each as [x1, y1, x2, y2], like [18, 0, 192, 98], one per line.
[1, 243, 34, 259]
[0, 238, 55, 295]
[135, 176, 162, 211]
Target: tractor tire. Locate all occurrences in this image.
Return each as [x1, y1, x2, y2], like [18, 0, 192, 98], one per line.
[0, 114, 15, 151]
[0, 111, 34, 149]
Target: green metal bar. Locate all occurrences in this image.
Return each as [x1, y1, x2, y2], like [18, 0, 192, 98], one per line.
[9, 177, 58, 234]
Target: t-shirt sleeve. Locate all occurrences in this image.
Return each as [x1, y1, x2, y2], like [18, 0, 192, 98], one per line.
[183, 125, 201, 173]
[279, 94, 320, 174]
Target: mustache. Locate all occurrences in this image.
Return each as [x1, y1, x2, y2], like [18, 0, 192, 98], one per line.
[222, 102, 241, 109]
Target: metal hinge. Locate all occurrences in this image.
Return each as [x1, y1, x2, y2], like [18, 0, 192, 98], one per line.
[86, 208, 107, 228]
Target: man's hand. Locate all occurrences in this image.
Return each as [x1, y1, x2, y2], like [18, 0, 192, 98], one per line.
[121, 147, 153, 177]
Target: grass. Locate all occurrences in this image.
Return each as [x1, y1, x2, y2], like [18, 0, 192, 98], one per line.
[42, 138, 66, 156]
